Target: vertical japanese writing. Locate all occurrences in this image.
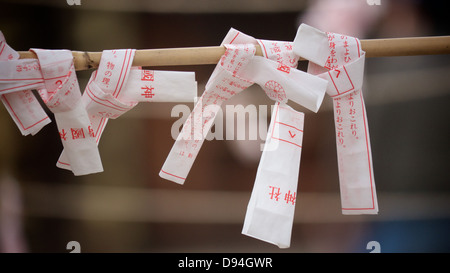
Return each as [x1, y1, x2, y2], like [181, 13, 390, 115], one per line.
[348, 92, 358, 139]
[260, 40, 297, 66]
[325, 33, 338, 70]
[141, 70, 154, 81]
[140, 70, 156, 99]
[334, 97, 345, 147]
[343, 38, 351, 63]
[101, 61, 115, 87]
[141, 85, 155, 99]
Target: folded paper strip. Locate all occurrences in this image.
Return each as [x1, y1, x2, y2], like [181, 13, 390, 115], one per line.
[160, 28, 328, 248]
[293, 24, 378, 215]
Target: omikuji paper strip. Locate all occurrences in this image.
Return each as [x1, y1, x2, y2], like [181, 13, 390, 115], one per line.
[242, 102, 304, 248]
[293, 24, 378, 214]
[160, 28, 327, 184]
[0, 32, 50, 136]
[33, 49, 103, 175]
[58, 49, 197, 173]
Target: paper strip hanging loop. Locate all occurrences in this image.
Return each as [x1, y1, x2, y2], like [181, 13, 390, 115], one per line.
[57, 49, 197, 173]
[159, 28, 328, 249]
[160, 28, 328, 184]
[231, 28, 327, 248]
[0, 31, 51, 136]
[32, 48, 104, 176]
[293, 24, 378, 215]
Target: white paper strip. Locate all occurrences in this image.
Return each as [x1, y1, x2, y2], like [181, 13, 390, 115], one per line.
[58, 49, 197, 173]
[160, 28, 327, 184]
[242, 102, 304, 248]
[0, 32, 50, 136]
[160, 43, 255, 184]
[32, 49, 103, 176]
[293, 24, 378, 214]
[237, 28, 327, 248]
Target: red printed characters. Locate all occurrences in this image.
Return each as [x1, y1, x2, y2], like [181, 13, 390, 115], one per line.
[277, 63, 291, 74]
[71, 128, 85, 140]
[101, 61, 115, 88]
[268, 186, 296, 205]
[141, 70, 154, 81]
[140, 85, 155, 99]
[59, 129, 67, 141]
[269, 186, 281, 201]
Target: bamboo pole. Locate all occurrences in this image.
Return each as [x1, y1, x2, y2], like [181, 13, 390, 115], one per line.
[17, 36, 450, 71]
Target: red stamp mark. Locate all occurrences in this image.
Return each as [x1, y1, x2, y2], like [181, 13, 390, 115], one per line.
[264, 80, 286, 102]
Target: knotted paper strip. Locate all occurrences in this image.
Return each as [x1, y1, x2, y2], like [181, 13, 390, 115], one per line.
[159, 28, 327, 248]
[293, 24, 378, 215]
[160, 28, 327, 184]
[57, 49, 197, 173]
[32, 49, 103, 176]
[0, 32, 50, 135]
[56, 49, 136, 171]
